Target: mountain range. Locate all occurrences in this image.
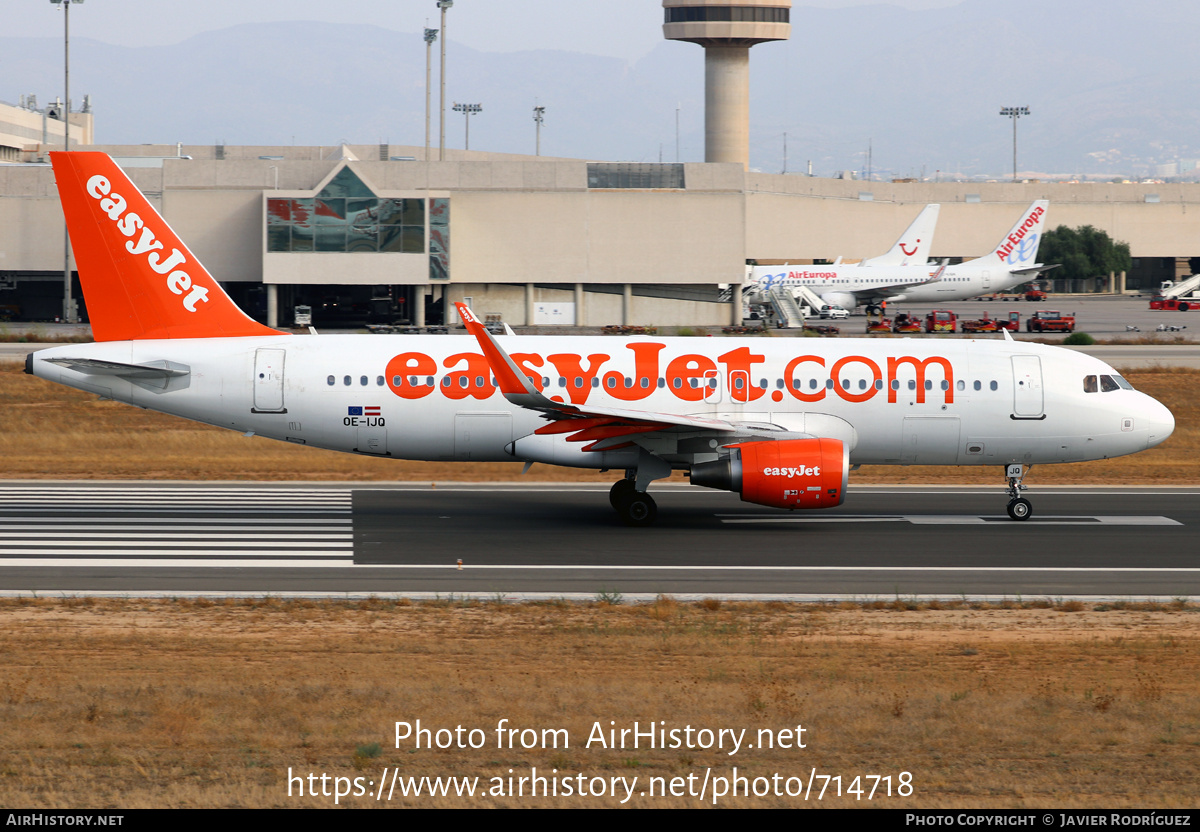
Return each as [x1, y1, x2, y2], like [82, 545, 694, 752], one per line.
[3, 0, 1198, 178]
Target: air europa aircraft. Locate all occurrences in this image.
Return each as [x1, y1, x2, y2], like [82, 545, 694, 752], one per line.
[28, 153, 1173, 526]
[748, 200, 1051, 313]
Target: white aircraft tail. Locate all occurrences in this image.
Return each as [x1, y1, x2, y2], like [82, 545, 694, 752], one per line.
[971, 200, 1050, 267]
[860, 204, 939, 266]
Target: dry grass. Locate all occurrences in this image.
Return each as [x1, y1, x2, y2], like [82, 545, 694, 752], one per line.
[2, 364, 1197, 483]
[0, 598, 1197, 808]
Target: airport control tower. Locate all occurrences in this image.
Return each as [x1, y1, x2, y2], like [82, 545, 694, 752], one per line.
[663, 1, 791, 169]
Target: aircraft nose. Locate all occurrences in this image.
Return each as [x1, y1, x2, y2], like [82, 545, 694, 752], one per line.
[1143, 395, 1175, 449]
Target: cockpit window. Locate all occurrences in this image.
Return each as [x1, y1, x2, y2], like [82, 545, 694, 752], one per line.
[1100, 375, 1120, 393]
[1084, 375, 1098, 393]
[1113, 375, 1134, 390]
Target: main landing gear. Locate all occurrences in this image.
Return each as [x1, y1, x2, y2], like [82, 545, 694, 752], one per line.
[1005, 463, 1032, 521]
[610, 477, 657, 527]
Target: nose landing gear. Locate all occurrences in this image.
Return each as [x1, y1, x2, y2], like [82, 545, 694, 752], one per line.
[1005, 463, 1033, 521]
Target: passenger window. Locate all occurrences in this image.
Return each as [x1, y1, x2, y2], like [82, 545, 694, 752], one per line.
[476, 376, 485, 388]
[891, 380, 900, 390]
[327, 375, 335, 386]
[826, 379, 834, 389]
[990, 380, 998, 391]
[673, 378, 683, 389]
[343, 375, 351, 386]
[908, 380, 916, 390]
[376, 376, 385, 386]
[360, 376, 368, 386]
[956, 380, 965, 391]
[1084, 375, 1098, 393]
[973, 380, 981, 391]
[442, 377, 451, 388]
[875, 379, 884, 390]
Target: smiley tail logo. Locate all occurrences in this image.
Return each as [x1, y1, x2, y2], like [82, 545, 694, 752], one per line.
[900, 240, 919, 257]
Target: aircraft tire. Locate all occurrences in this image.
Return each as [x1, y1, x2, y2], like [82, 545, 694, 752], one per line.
[1006, 498, 1032, 521]
[609, 479, 636, 510]
[617, 491, 658, 527]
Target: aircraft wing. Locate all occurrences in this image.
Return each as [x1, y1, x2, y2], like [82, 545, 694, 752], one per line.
[455, 303, 801, 451]
[863, 260, 949, 299]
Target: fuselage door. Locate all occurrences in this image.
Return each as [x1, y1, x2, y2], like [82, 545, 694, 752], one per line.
[1011, 355, 1044, 419]
[981, 269, 992, 291]
[252, 348, 286, 413]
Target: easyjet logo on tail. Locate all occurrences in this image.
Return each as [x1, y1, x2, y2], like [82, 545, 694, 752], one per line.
[85, 175, 210, 313]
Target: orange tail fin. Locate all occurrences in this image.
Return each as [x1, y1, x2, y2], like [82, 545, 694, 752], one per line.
[51, 151, 281, 341]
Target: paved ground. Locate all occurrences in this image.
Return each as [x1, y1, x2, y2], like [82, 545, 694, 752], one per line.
[1, 482, 1196, 600]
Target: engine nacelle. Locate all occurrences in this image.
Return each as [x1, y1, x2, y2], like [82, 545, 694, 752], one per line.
[819, 291, 857, 312]
[690, 438, 848, 510]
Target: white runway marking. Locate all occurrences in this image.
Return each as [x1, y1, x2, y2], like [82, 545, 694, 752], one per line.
[718, 514, 1183, 526]
[0, 486, 354, 566]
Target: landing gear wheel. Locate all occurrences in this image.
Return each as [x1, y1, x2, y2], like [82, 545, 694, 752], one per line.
[1007, 498, 1032, 521]
[616, 491, 658, 527]
[609, 479, 635, 510]
[1003, 464, 1033, 521]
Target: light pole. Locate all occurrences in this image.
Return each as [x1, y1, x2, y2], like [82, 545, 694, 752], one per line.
[1000, 106, 1030, 182]
[453, 103, 481, 151]
[533, 105, 544, 156]
[51, 0, 83, 325]
[437, 1, 452, 161]
[424, 27, 438, 161]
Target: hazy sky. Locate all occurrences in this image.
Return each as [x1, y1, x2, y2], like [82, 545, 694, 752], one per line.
[6, 0, 961, 62]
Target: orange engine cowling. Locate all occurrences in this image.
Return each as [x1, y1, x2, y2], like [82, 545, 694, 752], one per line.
[690, 438, 848, 510]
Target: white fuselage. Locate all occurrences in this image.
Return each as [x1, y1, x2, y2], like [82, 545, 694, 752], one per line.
[30, 334, 1173, 469]
[748, 261, 1027, 309]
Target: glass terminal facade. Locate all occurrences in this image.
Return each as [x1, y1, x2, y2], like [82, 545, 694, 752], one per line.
[265, 165, 449, 280]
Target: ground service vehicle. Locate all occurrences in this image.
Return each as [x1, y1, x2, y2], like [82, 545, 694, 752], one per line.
[1024, 287, 1048, 302]
[1026, 310, 1076, 333]
[925, 310, 957, 333]
[960, 315, 1001, 334]
[891, 313, 922, 333]
[26, 153, 1174, 525]
[1149, 297, 1196, 311]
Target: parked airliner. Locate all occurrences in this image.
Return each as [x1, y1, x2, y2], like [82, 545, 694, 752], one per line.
[748, 200, 1050, 314]
[27, 154, 1171, 525]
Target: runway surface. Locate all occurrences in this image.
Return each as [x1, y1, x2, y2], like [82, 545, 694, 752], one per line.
[0, 482, 1197, 599]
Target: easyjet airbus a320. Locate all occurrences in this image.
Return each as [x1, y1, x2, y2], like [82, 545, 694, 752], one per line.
[28, 153, 1173, 525]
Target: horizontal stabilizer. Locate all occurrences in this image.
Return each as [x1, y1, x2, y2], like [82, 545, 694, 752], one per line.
[44, 357, 191, 392]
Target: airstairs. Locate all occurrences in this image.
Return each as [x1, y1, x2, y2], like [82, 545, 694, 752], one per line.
[769, 286, 807, 328]
[1163, 274, 1200, 299]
